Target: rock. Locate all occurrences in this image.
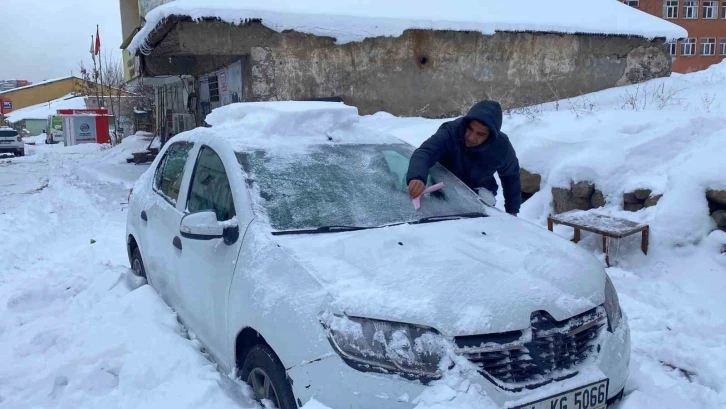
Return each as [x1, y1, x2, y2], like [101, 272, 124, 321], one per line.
[706, 190, 726, 206]
[712, 210, 726, 228]
[624, 203, 644, 212]
[623, 192, 640, 204]
[591, 190, 606, 208]
[571, 181, 595, 198]
[634, 189, 652, 200]
[644, 194, 663, 207]
[552, 187, 591, 214]
[520, 169, 542, 194]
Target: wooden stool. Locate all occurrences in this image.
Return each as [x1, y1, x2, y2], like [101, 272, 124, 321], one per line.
[547, 211, 649, 267]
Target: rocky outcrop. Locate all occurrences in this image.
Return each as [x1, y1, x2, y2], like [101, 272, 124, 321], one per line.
[520, 169, 542, 194]
[707, 190, 726, 206]
[551, 181, 606, 213]
[623, 190, 662, 211]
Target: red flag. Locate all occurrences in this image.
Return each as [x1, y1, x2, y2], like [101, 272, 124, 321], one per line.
[95, 26, 101, 56]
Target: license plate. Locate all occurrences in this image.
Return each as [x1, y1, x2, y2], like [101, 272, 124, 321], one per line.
[0, 141, 10, 144]
[511, 379, 609, 409]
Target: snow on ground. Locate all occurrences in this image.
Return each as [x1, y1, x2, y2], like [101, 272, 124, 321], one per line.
[129, 0, 686, 53]
[1, 63, 725, 409]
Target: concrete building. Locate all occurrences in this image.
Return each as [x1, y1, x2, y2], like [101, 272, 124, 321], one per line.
[622, 0, 726, 72]
[123, 1, 686, 122]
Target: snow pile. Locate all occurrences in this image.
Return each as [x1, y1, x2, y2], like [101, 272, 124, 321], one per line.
[23, 133, 47, 144]
[99, 131, 160, 164]
[5, 94, 87, 123]
[192, 101, 394, 150]
[129, 0, 686, 54]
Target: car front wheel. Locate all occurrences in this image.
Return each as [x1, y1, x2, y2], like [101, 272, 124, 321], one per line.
[240, 345, 298, 409]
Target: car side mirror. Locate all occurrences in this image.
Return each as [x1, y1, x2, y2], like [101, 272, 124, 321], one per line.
[180, 211, 240, 245]
[180, 211, 224, 239]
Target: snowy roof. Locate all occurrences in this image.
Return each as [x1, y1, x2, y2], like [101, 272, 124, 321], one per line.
[4, 95, 87, 123]
[129, 0, 688, 53]
[0, 76, 75, 95]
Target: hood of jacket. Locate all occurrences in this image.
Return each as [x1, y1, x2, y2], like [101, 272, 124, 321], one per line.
[461, 100, 503, 146]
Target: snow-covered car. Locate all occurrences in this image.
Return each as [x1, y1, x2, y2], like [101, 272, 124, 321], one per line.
[125, 102, 630, 409]
[0, 127, 25, 156]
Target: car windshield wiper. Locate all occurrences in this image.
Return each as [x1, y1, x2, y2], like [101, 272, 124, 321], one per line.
[409, 211, 488, 225]
[271, 225, 374, 236]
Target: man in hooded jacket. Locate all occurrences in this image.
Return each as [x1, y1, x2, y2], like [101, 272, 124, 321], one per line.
[406, 100, 522, 216]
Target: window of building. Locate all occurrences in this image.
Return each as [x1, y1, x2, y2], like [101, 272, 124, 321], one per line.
[665, 0, 680, 18]
[722, 1, 726, 17]
[208, 75, 220, 103]
[701, 37, 717, 55]
[668, 40, 678, 56]
[683, 0, 699, 18]
[703, 1, 718, 18]
[622, 0, 639, 7]
[720, 38, 726, 55]
[681, 37, 697, 55]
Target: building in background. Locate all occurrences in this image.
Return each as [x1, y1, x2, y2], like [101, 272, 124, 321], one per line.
[123, 1, 685, 123]
[622, 0, 726, 72]
[0, 80, 32, 93]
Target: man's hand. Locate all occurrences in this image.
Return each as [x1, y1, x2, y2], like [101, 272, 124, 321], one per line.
[408, 179, 426, 199]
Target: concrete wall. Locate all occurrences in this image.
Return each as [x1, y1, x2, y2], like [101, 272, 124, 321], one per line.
[152, 21, 673, 117]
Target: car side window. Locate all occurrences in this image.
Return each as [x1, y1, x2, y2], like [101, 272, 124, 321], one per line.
[187, 146, 236, 221]
[153, 142, 193, 204]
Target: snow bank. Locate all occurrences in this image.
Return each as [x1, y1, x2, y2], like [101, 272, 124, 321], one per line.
[129, 0, 687, 54]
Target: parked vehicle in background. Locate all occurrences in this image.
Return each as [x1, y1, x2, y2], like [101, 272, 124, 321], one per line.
[125, 102, 630, 409]
[0, 127, 24, 156]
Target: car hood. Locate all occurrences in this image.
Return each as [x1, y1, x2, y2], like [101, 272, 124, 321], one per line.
[274, 213, 606, 336]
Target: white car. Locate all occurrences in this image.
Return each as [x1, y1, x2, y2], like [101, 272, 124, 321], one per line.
[0, 127, 25, 156]
[126, 102, 629, 409]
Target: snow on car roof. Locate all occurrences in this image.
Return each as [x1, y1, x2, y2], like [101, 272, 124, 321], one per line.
[129, 0, 688, 54]
[181, 101, 404, 151]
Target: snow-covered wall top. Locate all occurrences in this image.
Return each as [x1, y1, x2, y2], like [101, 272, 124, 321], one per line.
[129, 0, 688, 54]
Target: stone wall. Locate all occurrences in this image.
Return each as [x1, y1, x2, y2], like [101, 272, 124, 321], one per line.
[149, 21, 673, 118]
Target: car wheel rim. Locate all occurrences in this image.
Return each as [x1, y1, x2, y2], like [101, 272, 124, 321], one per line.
[248, 368, 281, 408]
[132, 259, 142, 276]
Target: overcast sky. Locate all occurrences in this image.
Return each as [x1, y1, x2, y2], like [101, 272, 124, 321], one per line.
[0, 0, 123, 83]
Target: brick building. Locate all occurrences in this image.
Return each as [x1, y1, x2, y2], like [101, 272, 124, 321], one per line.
[623, 0, 726, 72]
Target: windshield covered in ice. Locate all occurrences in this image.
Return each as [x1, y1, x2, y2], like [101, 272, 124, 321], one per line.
[236, 143, 486, 231]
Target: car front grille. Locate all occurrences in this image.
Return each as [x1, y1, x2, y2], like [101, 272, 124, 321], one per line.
[455, 306, 606, 389]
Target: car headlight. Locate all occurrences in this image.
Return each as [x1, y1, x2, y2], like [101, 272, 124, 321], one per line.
[604, 274, 622, 331]
[320, 312, 446, 377]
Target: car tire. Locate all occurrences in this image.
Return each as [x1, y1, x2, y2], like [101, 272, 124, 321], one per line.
[130, 247, 147, 279]
[17, 151, 24, 157]
[240, 345, 298, 409]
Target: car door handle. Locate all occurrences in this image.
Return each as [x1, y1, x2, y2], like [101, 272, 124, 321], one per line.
[141, 210, 148, 221]
[173, 236, 182, 250]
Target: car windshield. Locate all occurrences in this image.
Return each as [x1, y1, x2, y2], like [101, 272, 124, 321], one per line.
[0, 130, 19, 137]
[236, 143, 486, 231]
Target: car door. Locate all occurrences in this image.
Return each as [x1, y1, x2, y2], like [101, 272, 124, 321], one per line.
[176, 145, 243, 361]
[143, 141, 195, 309]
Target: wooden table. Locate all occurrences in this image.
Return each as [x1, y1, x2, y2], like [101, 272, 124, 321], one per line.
[547, 211, 649, 267]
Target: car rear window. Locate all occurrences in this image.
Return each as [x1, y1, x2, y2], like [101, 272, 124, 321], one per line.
[0, 130, 19, 137]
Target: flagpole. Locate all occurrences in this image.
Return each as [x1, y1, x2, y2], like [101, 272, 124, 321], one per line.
[97, 25, 105, 111]
[91, 35, 100, 107]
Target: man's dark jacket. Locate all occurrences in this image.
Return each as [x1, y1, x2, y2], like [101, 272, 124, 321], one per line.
[406, 101, 522, 214]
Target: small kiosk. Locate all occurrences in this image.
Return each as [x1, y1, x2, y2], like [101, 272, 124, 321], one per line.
[56, 108, 112, 146]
